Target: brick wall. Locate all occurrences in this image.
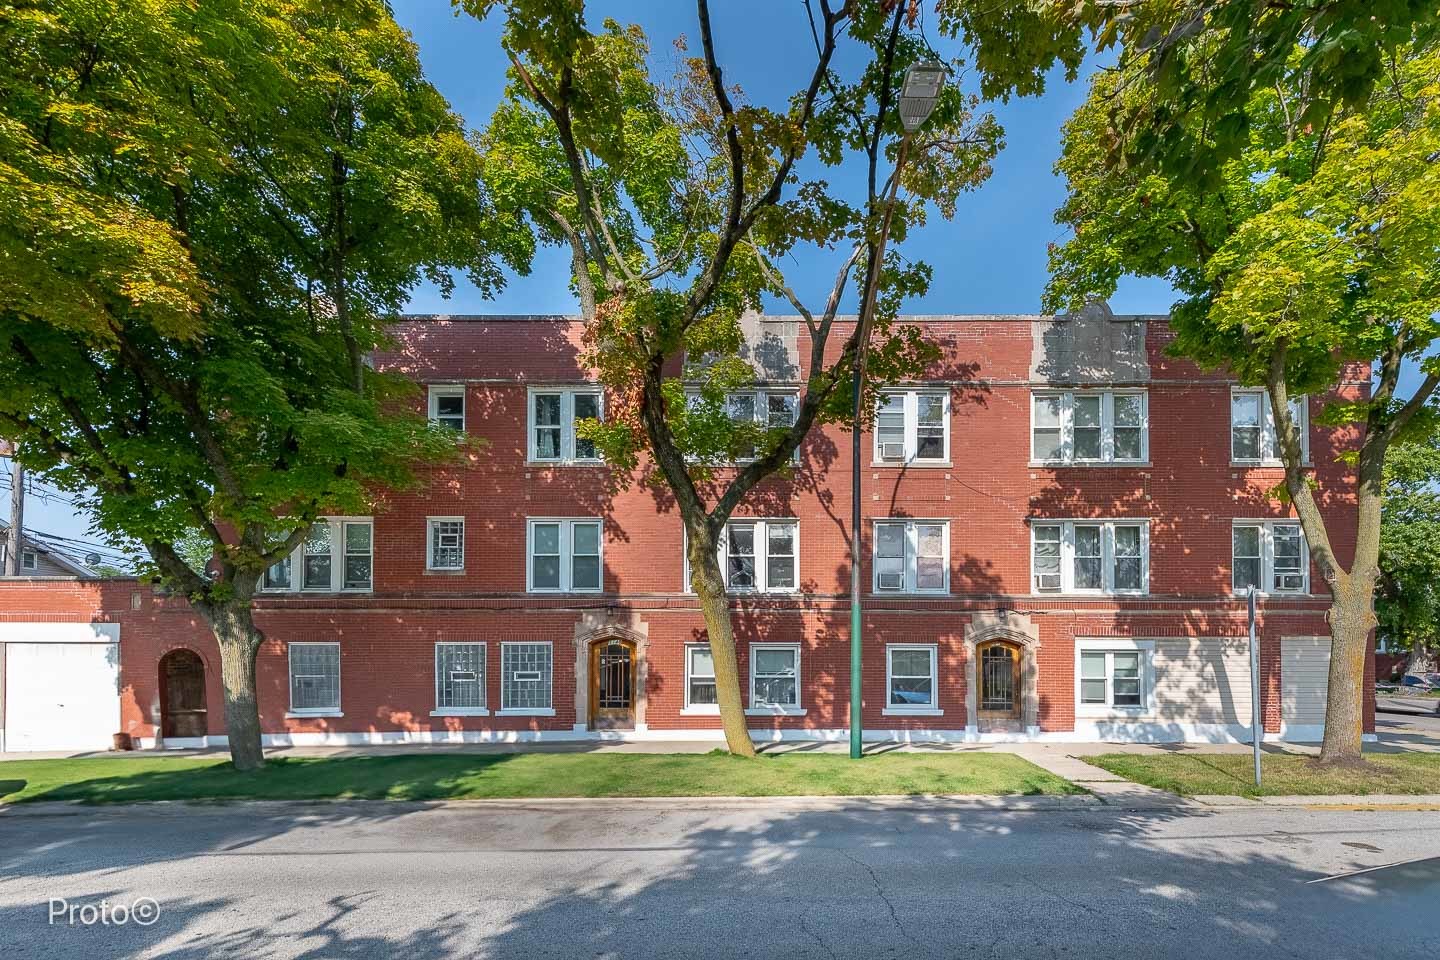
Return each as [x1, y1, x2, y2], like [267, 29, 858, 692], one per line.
[42, 312, 1376, 743]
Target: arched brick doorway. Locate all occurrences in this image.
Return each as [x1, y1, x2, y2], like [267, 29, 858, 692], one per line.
[160, 649, 208, 739]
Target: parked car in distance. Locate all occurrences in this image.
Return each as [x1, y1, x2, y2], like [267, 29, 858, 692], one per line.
[1400, 675, 1436, 692]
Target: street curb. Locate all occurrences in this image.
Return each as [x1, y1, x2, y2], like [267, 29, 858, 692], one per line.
[0, 792, 1108, 817]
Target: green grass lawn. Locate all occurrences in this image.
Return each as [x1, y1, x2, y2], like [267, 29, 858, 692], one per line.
[1085, 752, 1440, 797]
[0, 750, 1081, 805]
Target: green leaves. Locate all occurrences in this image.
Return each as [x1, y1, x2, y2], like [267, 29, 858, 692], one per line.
[0, 0, 511, 597]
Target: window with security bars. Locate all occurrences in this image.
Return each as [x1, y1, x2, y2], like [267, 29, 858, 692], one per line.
[289, 642, 340, 713]
[1233, 521, 1308, 594]
[435, 643, 485, 710]
[1031, 390, 1147, 463]
[428, 518, 465, 570]
[1080, 649, 1145, 709]
[501, 643, 552, 711]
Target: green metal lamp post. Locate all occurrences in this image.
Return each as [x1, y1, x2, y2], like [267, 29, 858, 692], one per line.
[849, 62, 947, 760]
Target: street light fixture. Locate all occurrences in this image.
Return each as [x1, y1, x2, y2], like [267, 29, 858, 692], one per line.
[849, 61, 947, 760]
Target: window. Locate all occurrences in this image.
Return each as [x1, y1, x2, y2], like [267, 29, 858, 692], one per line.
[428, 385, 466, 431]
[288, 642, 340, 715]
[527, 519, 603, 592]
[1077, 644, 1151, 713]
[21, 549, 38, 571]
[1030, 520, 1149, 594]
[873, 520, 948, 594]
[687, 388, 799, 462]
[500, 642, 553, 712]
[262, 518, 373, 593]
[886, 645, 938, 712]
[685, 645, 717, 710]
[1233, 521, 1309, 594]
[687, 520, 799, 593]
[1031, 391, 1148, 464]
[749, 644, 800, 711]
[528, 387, 603, 462]
[264, 556, 291, 590]
[874, 390, 949, 463]
[435, 642, 486, 713]
[427, 517, 465, 571]
[1231, 389, 1308, 464]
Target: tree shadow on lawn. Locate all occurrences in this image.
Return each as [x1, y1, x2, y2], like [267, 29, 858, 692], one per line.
[2, 797, 1436, 959]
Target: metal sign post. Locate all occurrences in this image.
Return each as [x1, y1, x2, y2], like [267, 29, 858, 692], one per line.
[1249, 586, 1262, 790]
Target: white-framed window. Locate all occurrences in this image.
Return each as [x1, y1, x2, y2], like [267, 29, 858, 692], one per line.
[1232, 521, 1309, 594]
[527, 518, 603, 592]
[499, 642, 553, 713]
[434, 642, 486, 714]
[1031, 390, 1148, 464]
[288, 642, 341, 715]
[262, 518, 372, 593]
[874, 389, 949, 464]
[685, 520, 798, 593]
[686, 388, 800, 462]
[749, 644, 801, 712]
[528, 386, 603, 463]
[1231, 389, 1308, 464]
[873, 520, 949, 594]
[426, 517, 465, 571]
[21, 549, 38, 571]
[428, 385, 466, 432]
[1030, 520, 1148, 595]
[886, 644, 939, 713]
[683, 644, 718, 713]
[1076, 640, 1154, 715]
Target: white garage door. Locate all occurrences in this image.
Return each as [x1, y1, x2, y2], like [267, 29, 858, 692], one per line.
[5, 640, 120, 751]
[1282, 636, 1331, 738]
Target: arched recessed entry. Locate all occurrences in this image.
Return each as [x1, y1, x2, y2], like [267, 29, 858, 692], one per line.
[589, 637, 637, 730]
[976, 641, 1022, 720]
[160, 649, 207, 739]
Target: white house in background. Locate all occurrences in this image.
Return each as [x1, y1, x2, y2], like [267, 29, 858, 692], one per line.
[0, 519, 97, 577]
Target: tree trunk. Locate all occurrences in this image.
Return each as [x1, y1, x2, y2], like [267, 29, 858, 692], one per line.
[1319, 578, 1376, 765]
[205, 599, 267, 771]
[1407, 641, 1437, 676]
[687, 529, 756, 758]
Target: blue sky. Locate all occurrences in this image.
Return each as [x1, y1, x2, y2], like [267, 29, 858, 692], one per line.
[17, 0, 1321, 555]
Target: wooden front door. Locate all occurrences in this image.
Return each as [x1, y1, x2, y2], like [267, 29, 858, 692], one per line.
[976, 641, 1021, 720]
[160, 649, 208, 739]
[589, 639, 636, 729]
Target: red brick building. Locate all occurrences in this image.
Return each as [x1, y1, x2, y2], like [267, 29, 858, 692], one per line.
[0, 304, 1376, 750]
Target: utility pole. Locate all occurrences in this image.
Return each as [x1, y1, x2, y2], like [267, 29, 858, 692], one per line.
[4, 457, 22, 577]
[849, 63, 947, 759]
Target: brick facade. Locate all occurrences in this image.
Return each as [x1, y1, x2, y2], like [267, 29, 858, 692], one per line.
[21, 308, 1376, 746]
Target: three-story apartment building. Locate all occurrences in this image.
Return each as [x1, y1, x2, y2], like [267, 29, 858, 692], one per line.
[0, 303, 1376, 750]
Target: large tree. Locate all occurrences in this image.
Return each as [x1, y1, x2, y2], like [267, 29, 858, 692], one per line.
[470, 0, 1001, 756]
[1045, 38, 1440, 763]
[1378, 430, 1440, 673]
[0, 0, 525, 769]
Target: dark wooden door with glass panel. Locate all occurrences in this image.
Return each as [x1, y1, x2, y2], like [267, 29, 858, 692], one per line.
[590, 639, 636, 729]
[977, 642, 1021, 720]
[160, 649, 208, 738]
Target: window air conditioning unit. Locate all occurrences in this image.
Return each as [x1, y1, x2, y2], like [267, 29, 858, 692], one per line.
[1035, 573, 1061, 591]
[878, 571, 905, 590]
[880, 441, 905, 461]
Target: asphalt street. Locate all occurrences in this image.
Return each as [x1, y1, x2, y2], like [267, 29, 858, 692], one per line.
[2, 797, 1438, 959]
